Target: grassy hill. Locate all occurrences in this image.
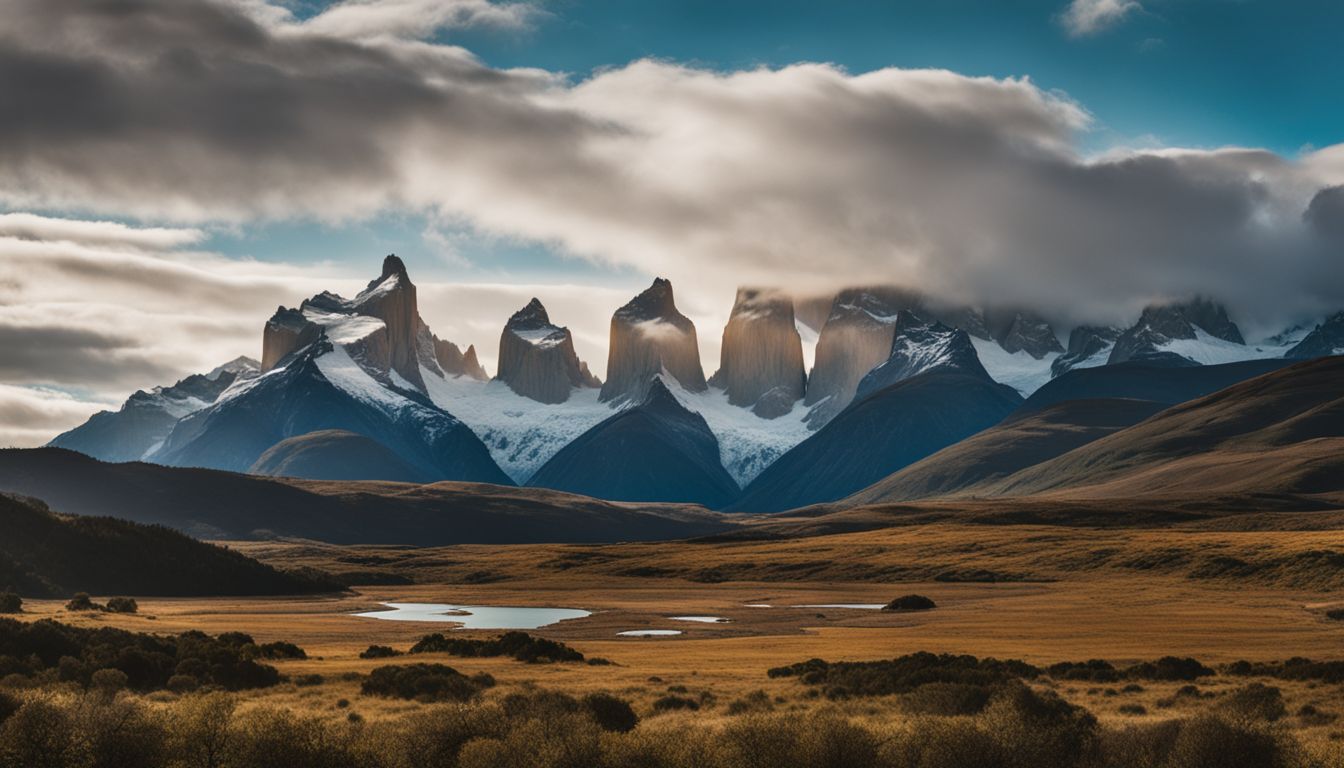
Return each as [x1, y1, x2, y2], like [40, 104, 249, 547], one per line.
[0, 449, 730, 545]
[0, 493, 338, 597]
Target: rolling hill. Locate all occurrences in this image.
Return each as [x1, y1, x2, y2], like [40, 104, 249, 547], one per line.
[0, 448, 730, 545]
[0, 493, 338, 597]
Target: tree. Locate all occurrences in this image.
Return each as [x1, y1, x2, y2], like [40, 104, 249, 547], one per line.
[0, 591, 20, 614]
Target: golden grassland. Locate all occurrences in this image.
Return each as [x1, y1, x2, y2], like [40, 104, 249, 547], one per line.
[8, 523, 1342, 733]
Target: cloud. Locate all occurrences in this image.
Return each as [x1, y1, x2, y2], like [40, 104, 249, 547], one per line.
[0, 384, 113, 448]
[0, 213, 205, 250]
[300, 0, 543, 40]
[1059, 0, 1145, 37]
[1060, 0, 1143, 36]
[0, 0, 1343, 366]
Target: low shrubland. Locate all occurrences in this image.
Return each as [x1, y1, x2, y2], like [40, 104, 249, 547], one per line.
[408, 631, 584, 663]
[0, 681, 1320, 768]
[0, 618, 291, 692]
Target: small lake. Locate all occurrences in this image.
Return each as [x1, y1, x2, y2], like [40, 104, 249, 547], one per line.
[669, 616, 730, 623]
[617, 630, 683, 637]
[354, 602, 591, 629]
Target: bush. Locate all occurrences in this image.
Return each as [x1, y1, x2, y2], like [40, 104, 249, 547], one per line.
[258, 641, 307, 660]
[1324, 608, 1344, 621]
[768, 652, 1040, 698]
[166, 674, 199, 693]
[883, 595, 937, 611]
[90, 668, 129, 695]
[104, 597, 138, 614]
[0, 593, 19, 615]
[0, 618, 281, 692]
[901, 681, 994, 716]
[360, 645, 401, 659]
[1165, 714, 1299, 768]
[0, 699, 75, 768]
[581, 693, 638, 732]
[0, 692, 17, 725]
[409, 631, 584, 663]
[1225, 657, 1344, 684]
[65, 593, 99, 612]
[360, 664, 492, 702]
[1216, 683, 1286, 722]
[1125, 657, 1214, 681]
[293, 674, 324, 687]
[651, 695, 699, 712]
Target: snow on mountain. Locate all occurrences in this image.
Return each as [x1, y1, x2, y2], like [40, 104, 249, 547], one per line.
[657, 374, 813, 487]
[796, 318, 819, 373]
[420, 366, 616, 483]
[1159, 328, 1302, 365]
[970, 337, 1057, 397]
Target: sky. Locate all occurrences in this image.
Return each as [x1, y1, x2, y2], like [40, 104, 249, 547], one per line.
[1, 0, 1343, 446]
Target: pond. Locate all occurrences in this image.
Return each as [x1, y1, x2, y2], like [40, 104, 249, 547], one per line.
[353, 602, 591, 629]
[669, 616, 730, 623]
[617, 630, 683, 637]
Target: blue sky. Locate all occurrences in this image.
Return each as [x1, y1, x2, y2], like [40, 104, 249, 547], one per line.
[218, 0, 1343, 280]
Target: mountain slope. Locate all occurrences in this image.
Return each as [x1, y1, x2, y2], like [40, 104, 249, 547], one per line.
[0, 448, 731, 544]
[1287, 312, 1344, 358]
[1022, 358, 1294, 412]
[527, 378, 740, 507]
[0, 493, 335, 597]
[48, 357, 259, 462]
[731, 370, 1024, 512]
[843, 398, 1167, 504]
[980, 356, 1344, 499]
[154, 343, 511, 485]
[249, 429, 429, 483]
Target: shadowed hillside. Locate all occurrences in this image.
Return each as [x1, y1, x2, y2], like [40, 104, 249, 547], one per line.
[844, 398, 1167, 504]
[0, 493, 337, 597]
[0, 449, 731, 545]
[980, 356, 1344, 500]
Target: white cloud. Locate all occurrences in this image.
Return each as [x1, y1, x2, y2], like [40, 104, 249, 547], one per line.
[0, 384, 114, 448]
[1061, 0, 1142, 36]
[299, 0, 542, 40]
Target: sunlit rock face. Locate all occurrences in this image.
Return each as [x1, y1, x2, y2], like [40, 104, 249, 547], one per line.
[496, 298, 601, 404]
[262, 307, 320, 372]
[709, 288, 806, 416]
[803, 287, 919, 427]
[433, 336, 488, 380]
[600, 278, 706, 404]
[347, 255, 425, 390]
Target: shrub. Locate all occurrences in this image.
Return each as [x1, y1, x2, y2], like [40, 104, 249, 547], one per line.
[0, 692, 17, 725]
[581, 693, 638, 732]
[360, 664, 491, 702]
[293, 674, 324, 687]
[1225, 657, 1344, 684]
[360, 645, 401, 659]
[165, 693, 236, 768]
[768, 652, 1039, 698]
[65, 593, 99, 612]
[0, 593, 19, 615]
[1125, 657, 1214, 681]
[901, 681, 994, 716]
[1048, 659, 1121, 683]
[883, 595, 937, 611]
[166, 674, 199, 693]
[90, 668, 129, 695]
[0, 698, 75, 768]
[1165, 714, 1299, 768]
[0, 618, 282, 692]
[258, 641, 307, 660]
[1118, 703, 1147, 715]
[1324, 608, 1344, 621]
[1216, 683, 1286, 722]
[104, 597, 138, 614]
[726, 690, 774, 715]
[651, 695, 699, 712]
[409, 631, 584, 663]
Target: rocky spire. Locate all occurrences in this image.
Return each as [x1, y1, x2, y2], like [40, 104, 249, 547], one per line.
[709, 288, 805, 416]
[497, 298, 600, 404]
[600, 278, 706, 403]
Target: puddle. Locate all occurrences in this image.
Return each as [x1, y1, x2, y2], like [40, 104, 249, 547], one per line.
[796, 604, 885, 610]
[353, 602, 590, 629]
[617, 630, 683, 637]
[669, 616, 730, 623]
[743, 603, 772, 608]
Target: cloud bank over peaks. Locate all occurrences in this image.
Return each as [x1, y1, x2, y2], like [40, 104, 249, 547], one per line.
[0, 0, 1342, 342]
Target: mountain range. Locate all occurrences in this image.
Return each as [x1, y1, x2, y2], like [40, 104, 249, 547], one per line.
[38, 254, 1344, 516]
